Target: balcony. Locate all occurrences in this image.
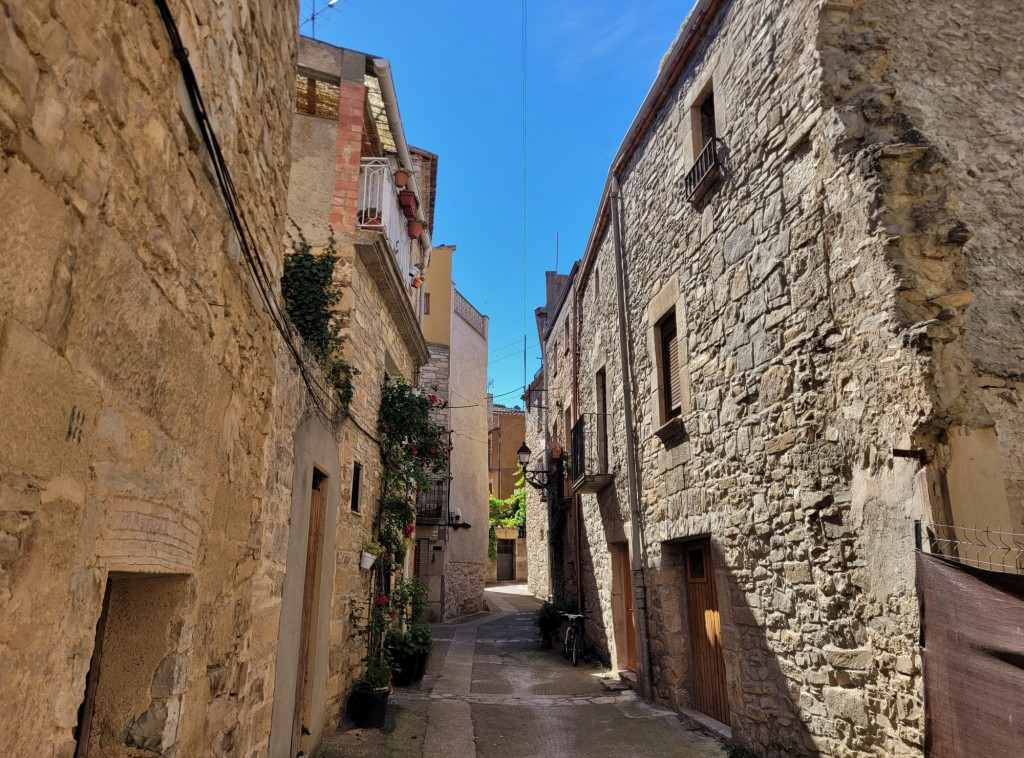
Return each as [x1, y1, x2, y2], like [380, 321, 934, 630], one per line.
[683, 137, 722, 203]
[416, 477, 448, 523]
[357, 157, 414, 282]
[570, 414, 614, 494]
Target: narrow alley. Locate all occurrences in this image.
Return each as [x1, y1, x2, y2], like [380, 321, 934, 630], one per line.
[320, 585, 725, 758]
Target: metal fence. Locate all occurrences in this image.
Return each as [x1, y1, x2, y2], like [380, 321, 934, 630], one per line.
[917, 521, 1024, 575]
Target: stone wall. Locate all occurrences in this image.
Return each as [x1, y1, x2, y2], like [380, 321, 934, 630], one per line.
[524, 384, 551, 599]
[443, 305, 489, 619]
[0, 1, 300, 755]
[527, 0, 1024, 755]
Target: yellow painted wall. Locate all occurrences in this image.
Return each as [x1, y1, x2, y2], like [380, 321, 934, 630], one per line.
[423, 245, 454, 346]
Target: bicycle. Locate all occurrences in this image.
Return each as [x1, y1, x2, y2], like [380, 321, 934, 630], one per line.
[561, 611, 589, 666]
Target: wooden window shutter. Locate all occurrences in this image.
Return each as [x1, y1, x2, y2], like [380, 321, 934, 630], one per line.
[662, 317, 681, 418]
[415, 538, 430, 578]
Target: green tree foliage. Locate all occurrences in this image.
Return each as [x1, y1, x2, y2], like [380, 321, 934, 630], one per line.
[488, 469, 525, 559]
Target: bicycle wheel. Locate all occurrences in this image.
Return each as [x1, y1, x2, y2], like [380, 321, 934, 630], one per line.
[564, 627, 574, 659]
[571, 627, 582, 666]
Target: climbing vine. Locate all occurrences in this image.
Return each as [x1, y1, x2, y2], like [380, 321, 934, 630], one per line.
[281, 230, 357, 410]
[488, 469, 526, 559]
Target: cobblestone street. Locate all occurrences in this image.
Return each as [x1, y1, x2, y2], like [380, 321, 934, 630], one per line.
[321, 585, 725, 757]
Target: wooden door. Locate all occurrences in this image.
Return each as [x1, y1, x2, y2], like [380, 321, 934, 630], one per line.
[685, 540, 730, 724]
[293, 477, 327, 754]
[497, 539, 516, 581]
[611, 543, 637, 670]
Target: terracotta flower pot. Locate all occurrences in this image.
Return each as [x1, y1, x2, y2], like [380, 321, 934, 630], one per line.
[399, 190, 419, 219]
[407, 219, 424, 238]
[394, 169, 409, 189]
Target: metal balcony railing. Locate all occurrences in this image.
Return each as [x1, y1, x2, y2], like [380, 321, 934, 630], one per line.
[357, 157, 414, 282]
[683, 137, 723, 203]
[416, 477, 448, 523]
[570, 413, 614, 494]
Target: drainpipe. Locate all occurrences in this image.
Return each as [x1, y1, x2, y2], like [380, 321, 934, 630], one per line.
[609, 176, 653, 702]
[372, 59, 433, 280]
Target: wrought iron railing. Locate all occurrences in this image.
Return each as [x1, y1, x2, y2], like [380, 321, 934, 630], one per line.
[919, 522, 1024, 574]
[570, 413, 612, 493]
[416, 477, 448, 523]
[683, 137, 723, 202]
[357, 157, 414, 281]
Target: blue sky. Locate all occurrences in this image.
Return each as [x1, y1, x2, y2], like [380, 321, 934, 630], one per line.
[301, 0, 694, 406]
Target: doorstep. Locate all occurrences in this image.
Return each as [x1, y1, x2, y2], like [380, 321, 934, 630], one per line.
[618, 668, 637, 690]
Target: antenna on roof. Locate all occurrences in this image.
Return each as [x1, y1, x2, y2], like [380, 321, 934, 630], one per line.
[303, 0, 342, 40]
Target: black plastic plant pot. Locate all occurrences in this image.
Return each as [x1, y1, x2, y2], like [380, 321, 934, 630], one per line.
[348, 686, 390, 728]
[391, 654, 418, 687]
[413, 652, 429, 682]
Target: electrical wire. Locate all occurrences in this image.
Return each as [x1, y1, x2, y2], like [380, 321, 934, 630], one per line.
[154, 0, 343, 430]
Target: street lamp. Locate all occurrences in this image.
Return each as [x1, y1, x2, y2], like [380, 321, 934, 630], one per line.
[517, 443, 553, 490]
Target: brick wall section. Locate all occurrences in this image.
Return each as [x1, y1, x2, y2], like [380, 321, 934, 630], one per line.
[329, 82, 365, 233]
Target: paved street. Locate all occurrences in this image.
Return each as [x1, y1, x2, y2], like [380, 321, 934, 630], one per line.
[321, 584, 726, 757]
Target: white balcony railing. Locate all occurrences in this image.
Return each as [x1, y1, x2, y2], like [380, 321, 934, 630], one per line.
[357, 157, 414, 282]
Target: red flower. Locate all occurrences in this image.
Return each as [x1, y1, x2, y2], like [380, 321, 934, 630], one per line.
[411, 446, 418, 457]
[404, 523, 415, 538]
[429, 394, 437, 404]
[388, 611, 397, 619]
[375, 594, 389, 607]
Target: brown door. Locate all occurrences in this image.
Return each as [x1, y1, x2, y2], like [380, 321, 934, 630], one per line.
[685, 539, 730, 724]
[293, 473, 327, 754]
[497, 539, 516, 581]
[611, 543, 637, 670]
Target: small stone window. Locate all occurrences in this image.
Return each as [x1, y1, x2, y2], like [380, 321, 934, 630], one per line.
[424, 293, 431, 315]
[350, 462, 362, 513]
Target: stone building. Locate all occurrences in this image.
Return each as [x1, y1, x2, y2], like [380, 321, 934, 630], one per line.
[488, 401, 526, 500]
[278, 36, 438, 755]
[526, 1, 1024, 757]
[0, 7, 446, 756]
[415, 244, 490, 620]
[0, 1, 303, 755]
[486, 401, 528, 583]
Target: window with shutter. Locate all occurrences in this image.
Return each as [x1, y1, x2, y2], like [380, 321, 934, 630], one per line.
[661, 314, 681, 420]
[414, 538, 430, 578]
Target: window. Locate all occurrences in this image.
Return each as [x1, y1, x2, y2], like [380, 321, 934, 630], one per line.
[684, 83, 724, 202]
[424, 293, 431, 315]
[658, 312, 682, 422]
[350, 462, 362, 512]
[698, 90, 716, 146]
[595, 267, 601, 298]
[295, 74, 340, 119]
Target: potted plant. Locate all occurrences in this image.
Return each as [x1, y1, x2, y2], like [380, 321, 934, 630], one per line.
[407, 218, 424, 238]
[409, 621, 434, 681]
[393, 168, 409, 189]
[357, 208, 383, 229]
[386, 578, 433, 685]
[360, 541, 382, 570]
[534, 600, 564, 649]
[347, 654, 393, 728]
[347, 589, 394, 728]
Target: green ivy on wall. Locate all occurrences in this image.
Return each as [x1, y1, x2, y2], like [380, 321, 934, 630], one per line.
[281, 232, 357, 410]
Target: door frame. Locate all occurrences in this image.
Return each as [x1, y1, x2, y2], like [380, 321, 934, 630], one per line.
[682, 537, 730, 725]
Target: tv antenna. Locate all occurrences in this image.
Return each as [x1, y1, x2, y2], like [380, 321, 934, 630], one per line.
[303, 0, 341, 40]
